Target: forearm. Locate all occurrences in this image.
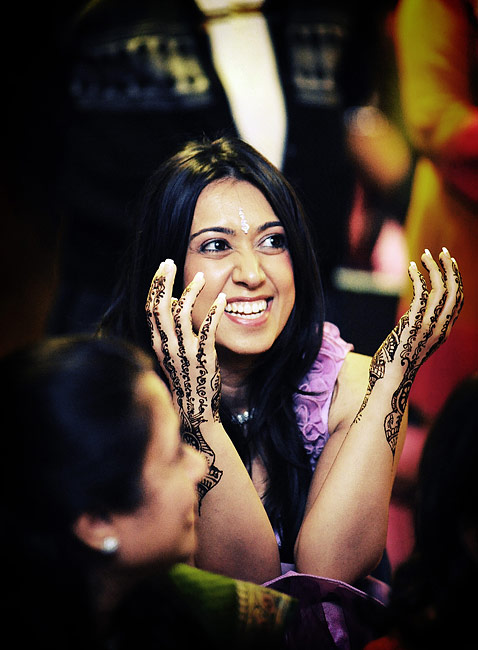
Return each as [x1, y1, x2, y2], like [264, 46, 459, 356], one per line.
[190, 420, 281, 583]
[295, 377, 407, 583]
[296, 249, 463, 583]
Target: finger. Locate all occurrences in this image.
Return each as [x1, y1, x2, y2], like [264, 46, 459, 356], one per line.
[145, 261, 165, 313]
[438, 248, 464, 330]
[205, 292, 227, 339]
[153, 258, 176, 315]
[420, 249, 446, 320]
[415, 249, 454, 360]
[450, 256, 464, 324]
[425, 248, 463, 359]
[197, 292, 226, 356]
[437, 247, 454, 314]
[172, 272, 205, 341]
[437, 249, 462, 315]
[407, 259, 428, 322]
[149, 260, 180, 347]
[418, 249, 464, 364]
[173, 271, 204, 317]
[145, 261, 167, 349]
[147, 260, 181, 373]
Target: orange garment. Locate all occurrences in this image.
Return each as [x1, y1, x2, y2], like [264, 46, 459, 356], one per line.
[394, 0, 478, 419]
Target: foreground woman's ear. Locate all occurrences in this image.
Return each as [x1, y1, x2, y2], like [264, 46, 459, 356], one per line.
[73, 513, 120, 553]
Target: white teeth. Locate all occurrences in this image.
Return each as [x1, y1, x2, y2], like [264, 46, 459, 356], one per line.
[225, 299, 268, 316]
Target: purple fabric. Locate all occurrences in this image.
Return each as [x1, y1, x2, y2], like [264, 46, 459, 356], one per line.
[266, 326, 386, 648]
[263, 572, 387, 650]
[274, 322, 353, 555]
[293, 321, 354, 470]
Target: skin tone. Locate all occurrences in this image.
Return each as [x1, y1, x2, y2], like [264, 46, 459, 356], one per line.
[74, 372, 207, 612]
[183, 179, 295, 400]
[145, 247, 281, 581]
[109, 373, 207, 566]
[294, 249, 463, 578]
[181, 178, 296, 493]
[146, 177, 464, 583]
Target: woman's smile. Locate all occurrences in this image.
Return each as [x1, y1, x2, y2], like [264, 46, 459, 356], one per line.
[224, 297, 270, 321]
[183, 179, 296, 363]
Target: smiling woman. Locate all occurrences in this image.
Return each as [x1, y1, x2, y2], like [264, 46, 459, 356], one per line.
[100, 136, 464, 596]
[184, 179, 295, 361]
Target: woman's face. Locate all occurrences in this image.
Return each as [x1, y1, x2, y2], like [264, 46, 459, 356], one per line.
[110, 372, 206, 568]
[183, 179, 296, 366]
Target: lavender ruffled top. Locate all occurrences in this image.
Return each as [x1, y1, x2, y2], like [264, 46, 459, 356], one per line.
[293, 321, 354, 471]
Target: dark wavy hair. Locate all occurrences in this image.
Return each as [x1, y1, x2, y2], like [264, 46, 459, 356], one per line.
[1, 336, 154, 648]
[101, 135, 325, 560]
[384, 373, 478, 649]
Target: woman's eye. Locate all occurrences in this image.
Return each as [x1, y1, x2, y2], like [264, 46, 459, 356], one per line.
[261, 233, 287, 250]
[199, 239, 231, 253]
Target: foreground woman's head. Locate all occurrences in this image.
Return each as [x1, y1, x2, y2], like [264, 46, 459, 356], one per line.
[1, 335, 205, 576]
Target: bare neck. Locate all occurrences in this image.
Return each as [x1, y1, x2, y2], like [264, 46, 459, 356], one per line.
[218, 352, 256, 414]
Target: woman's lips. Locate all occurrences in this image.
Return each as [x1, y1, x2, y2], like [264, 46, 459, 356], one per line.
[223, 298, 271, 324]
[224, 298, 268, 317]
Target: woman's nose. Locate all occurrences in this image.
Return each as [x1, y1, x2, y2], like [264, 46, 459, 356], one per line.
[231, 251, 266, 288]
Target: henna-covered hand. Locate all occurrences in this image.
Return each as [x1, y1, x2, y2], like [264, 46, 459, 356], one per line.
[354, 248, 464, 456]
[145, 259, 227, 509]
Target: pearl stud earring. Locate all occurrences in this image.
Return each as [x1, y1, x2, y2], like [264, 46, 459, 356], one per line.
[102, 536, 119, 553]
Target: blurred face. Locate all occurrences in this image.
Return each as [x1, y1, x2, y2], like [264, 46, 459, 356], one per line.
[111, 372, 206, 568]
[184, 179, 296, 368]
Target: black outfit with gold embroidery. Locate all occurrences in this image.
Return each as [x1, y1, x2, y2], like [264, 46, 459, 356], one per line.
[49, 0, 379, 334]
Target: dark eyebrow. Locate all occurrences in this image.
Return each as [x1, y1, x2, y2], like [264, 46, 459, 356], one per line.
[189, 221, 283, 242]
[189, 226, 235, 242]
[258, 221, 283, 233]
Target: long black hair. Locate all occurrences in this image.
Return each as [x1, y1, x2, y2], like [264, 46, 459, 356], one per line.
[1, 335, 154, 648]
[384, 373, 478, 649]
[101, 135, 325, 560]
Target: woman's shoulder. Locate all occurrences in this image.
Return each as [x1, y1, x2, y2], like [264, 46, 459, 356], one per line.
[292, 323, 356, 466]
[338, 349, 372, 381]
[320, 321, 354, 362]
[299, 321, 354, 391]
[327, 342, 371, 434]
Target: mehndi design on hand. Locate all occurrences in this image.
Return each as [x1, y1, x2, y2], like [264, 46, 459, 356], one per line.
[353, 248, 464, 458]
[145, 259, 227, 510]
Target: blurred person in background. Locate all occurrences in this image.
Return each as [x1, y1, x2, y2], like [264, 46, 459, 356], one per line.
[384, 0, 478, 573]
[393, 0, 478, 422]
[47, 0, 389, 337]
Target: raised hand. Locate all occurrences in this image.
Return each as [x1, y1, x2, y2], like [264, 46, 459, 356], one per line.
[354, 247, 464, 456]
[145, 258, 227, 508]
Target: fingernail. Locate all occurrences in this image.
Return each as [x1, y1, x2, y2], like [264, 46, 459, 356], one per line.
[409, 261, 417, 269]
[424, 248, 431, 256]
[218, 292, 226, 301]
[164, 259, 174, 270]
[442, 246, 450, 256]
[194, 271, 204, 282]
